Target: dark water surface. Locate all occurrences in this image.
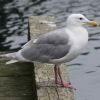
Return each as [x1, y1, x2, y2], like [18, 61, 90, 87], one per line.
[0, 0, 100, 100]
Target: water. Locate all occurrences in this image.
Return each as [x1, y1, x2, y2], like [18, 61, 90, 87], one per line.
[0, 0, 100, 100]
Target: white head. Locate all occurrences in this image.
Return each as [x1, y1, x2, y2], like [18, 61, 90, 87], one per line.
[67, 14, 98, 27]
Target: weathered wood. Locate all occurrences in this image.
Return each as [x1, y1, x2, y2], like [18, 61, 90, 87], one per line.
[29, 16, 74, 100]
[0, 97, 33, 100]
[0, 59, 32, 76]
[0, 57, 36, 100]
[0, 96, 34, 100]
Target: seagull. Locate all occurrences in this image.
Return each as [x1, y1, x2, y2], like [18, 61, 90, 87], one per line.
[0, 14, 98, 88]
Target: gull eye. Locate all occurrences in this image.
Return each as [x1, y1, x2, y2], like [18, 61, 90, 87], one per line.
[79, 18, 83, 20]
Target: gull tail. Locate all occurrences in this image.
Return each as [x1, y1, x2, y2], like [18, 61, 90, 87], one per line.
[6, 60, 18, 64]
[0, 52, 16, 59]
[0, 52, 18, 64]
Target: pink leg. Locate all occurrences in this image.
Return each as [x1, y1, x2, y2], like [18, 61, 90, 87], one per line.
[54, 65, 59, 84]
[57, 66, 72, 88]
[54, 64, 76, 89]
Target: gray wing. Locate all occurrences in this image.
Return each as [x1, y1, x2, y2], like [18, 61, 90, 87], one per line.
[21, 28, 71, 63]
[21, 39, 36, 48]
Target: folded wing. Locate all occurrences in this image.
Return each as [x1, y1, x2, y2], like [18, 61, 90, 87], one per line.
[21, 28, 71, 63]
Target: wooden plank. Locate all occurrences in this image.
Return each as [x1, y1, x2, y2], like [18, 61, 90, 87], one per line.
[29, 16, 74, 100]
[0, 97, 33, 100]
[0, 57, 35, 100]
[0, 59, 33, 76]
[0, 76, 33, 96]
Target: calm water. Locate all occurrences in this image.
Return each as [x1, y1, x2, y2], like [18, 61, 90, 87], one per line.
[0, 0, 100, 100]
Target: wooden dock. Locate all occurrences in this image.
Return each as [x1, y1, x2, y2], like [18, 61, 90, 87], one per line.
[0, 58, 35, 100]
[0, 16, 74, 100]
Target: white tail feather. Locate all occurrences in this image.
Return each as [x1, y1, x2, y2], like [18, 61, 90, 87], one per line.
[0, 52, 18, 64]
[6, 60, 18, 64]
[0, 51, 29, 64]
[0, 52, 16, 59]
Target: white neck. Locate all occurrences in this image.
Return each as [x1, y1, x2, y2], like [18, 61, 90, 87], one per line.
[65, 25, 89, 45]
[67, 25, 88, 35]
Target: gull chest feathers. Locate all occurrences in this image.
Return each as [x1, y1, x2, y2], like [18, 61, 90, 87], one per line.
[65, 26, 89, 61]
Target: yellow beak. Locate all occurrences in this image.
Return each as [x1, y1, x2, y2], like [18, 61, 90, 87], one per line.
[87, 21, 99, 27]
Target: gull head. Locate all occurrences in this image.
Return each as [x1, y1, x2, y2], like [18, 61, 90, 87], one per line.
[67, 14, 98, 27]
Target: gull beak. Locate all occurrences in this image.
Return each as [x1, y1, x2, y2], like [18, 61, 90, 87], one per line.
[87, 21, 99, 27]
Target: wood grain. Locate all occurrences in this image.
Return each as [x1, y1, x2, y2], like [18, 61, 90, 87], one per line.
[0, 57, 34, 100]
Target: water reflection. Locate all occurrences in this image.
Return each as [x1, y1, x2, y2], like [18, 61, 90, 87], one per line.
[85, 70, 96, 74]
[94, 47, 100, 50]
